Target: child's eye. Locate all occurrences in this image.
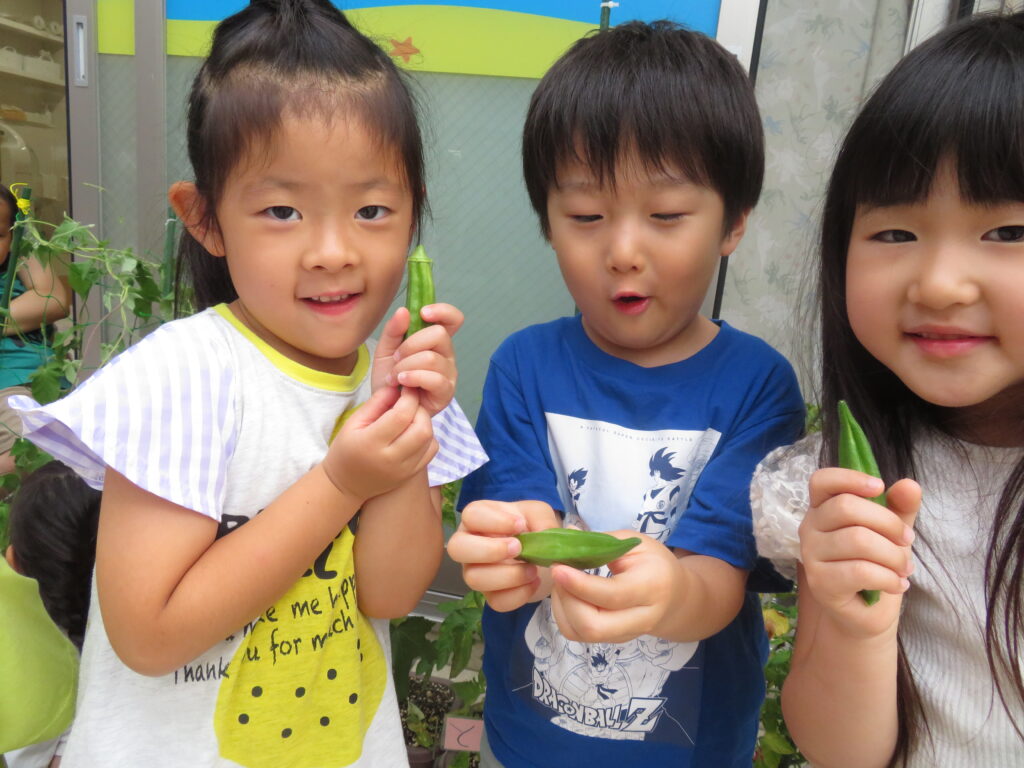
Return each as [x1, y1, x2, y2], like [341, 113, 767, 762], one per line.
[981, 225, 1024, 243]
[651, 213, 683, 221]
[571, 214, 602, 223]
[872, 229, 916, 243]
[265, 206, 300, 222]
[356, 205, 389, 221]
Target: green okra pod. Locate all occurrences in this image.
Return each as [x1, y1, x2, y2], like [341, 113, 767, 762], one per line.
[516, 528, 641, 570]
[404, 244, 434, 339]
[837, 400, 887, 606]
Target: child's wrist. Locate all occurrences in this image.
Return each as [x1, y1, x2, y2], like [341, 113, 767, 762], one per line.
[315, 462, 365, 508]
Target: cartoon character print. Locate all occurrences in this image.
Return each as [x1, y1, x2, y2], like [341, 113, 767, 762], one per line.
[634, 448, 686, 542]
[525, 600, 698, 742]
[564, 467, 588, 530]
[213, 528, 387, 767]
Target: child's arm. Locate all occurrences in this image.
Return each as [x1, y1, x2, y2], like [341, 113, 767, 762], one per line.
[351, 302, 461, 617]
[4, 254, 71, 336]
[545, 537, 748, 644]
[447, 499, 562, 612]
[97, 383, 433, 677]
[780, 468, 919, 768]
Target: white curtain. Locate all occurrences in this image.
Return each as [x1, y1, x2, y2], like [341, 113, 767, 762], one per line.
[721, 0, 911, 392]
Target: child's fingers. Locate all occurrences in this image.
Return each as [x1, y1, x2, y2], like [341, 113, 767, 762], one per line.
[809, 466, 885, 508]
[803, 524, 914, 578]
[447, 530, 523, 565]
[375, 307, 410, 362]
[805, 558, 911, 601]
[550, 584, 649, 644]
[480, 582, 543, 614]
[346, 384, 401, 429]
[457, 500, 530, 537]
[804, 493, 914, 547]
[550, 561, 648, 613]
[387, 400, 437, 457]
[393, 368, 453, 396]
[462, 561, 538, 594]
[885, 478, 922, 529]
[394, 328, 455, 370]
[417, 302, 463, 336]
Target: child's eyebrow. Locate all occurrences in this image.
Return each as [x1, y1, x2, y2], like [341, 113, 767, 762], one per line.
[240, 176, 401, 196]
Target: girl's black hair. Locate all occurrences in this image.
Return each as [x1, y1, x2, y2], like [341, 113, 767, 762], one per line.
[0, 184, 17, 229]
[816, 12, 1024, 764]
[175, 0, 426, 313]
[522, 20, 763, 237]
[7, 461, 102, 650]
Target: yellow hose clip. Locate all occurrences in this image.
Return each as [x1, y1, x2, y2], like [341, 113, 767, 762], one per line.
[9, 183, 31, 216]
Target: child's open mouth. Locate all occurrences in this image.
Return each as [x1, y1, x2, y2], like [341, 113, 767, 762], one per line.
[613, 294, 650, 314]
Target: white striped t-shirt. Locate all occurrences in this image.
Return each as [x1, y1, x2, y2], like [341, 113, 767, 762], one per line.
[8, 304, 488, 768]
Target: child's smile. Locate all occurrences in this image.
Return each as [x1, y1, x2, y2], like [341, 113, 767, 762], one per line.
[204, 114, 414, 376]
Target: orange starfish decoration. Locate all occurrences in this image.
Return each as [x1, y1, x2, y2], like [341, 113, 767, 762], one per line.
[389, 37, 420, 63]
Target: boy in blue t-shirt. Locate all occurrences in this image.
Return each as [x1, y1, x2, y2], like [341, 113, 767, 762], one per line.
[447, 20, 805, 768]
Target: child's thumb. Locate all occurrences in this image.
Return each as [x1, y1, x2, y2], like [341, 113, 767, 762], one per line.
[374, 308, 409, 363]
[886, 478, 922, 531]
[347, 385, 400, 429]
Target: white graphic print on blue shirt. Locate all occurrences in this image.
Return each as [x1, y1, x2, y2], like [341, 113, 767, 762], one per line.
[526, 414, 719, 742]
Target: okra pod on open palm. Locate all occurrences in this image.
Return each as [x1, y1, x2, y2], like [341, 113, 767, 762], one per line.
[404, 244, 435, 339]
[837, 400, 887, 606]
[516, 528, 641, 570]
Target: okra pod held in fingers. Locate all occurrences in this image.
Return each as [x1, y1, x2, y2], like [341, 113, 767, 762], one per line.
[516, 528, 641, 570]
[404, 244, 435, 339]
[837, 400, 887, 606]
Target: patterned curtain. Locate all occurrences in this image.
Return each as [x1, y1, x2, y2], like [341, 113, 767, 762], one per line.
[721, 0, 911, 392]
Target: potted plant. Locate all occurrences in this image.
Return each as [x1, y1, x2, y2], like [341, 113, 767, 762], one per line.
[391, 587, 485, 767]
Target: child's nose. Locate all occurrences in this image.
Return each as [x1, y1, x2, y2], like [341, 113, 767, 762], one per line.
[302, 224, 357, 272]
[606, 221, 644, 273]
[907, 245, 980, 309]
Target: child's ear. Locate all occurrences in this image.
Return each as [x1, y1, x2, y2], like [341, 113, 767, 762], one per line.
[4, 544, 18, 572]
[720, 208, 751, 258]
[168, 181, 225, 257]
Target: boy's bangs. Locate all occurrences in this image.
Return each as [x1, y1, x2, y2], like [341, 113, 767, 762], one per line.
[850, 20, 1024, 209]
[558, 93, 712, 192]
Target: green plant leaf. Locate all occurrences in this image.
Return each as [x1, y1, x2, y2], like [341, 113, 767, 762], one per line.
[390, 616, 436, 702]
[28, 361, 65, 404]
[760, 729, 797, 755]
[10, 439, 52, 474]
[67, 261, 102, 299]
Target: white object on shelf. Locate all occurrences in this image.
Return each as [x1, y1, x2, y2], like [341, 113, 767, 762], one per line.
[22, 50, 62, 83]
[0, 46, 22, 71]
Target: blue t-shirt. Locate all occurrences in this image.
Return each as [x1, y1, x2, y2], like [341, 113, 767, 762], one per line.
[459, 316, 804, 767]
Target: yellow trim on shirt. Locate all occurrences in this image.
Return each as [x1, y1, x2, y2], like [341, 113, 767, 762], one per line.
[213, 304, 369, 392]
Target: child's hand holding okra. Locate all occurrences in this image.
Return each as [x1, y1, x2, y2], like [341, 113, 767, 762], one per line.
[447, 500, 563, 613]
[371, 244, 463, 416]
[799, 463, 920, 636]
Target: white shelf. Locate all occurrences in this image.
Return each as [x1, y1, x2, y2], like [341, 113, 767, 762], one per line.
[0, 63, 64, 89]
[0, 16, 63, 45]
